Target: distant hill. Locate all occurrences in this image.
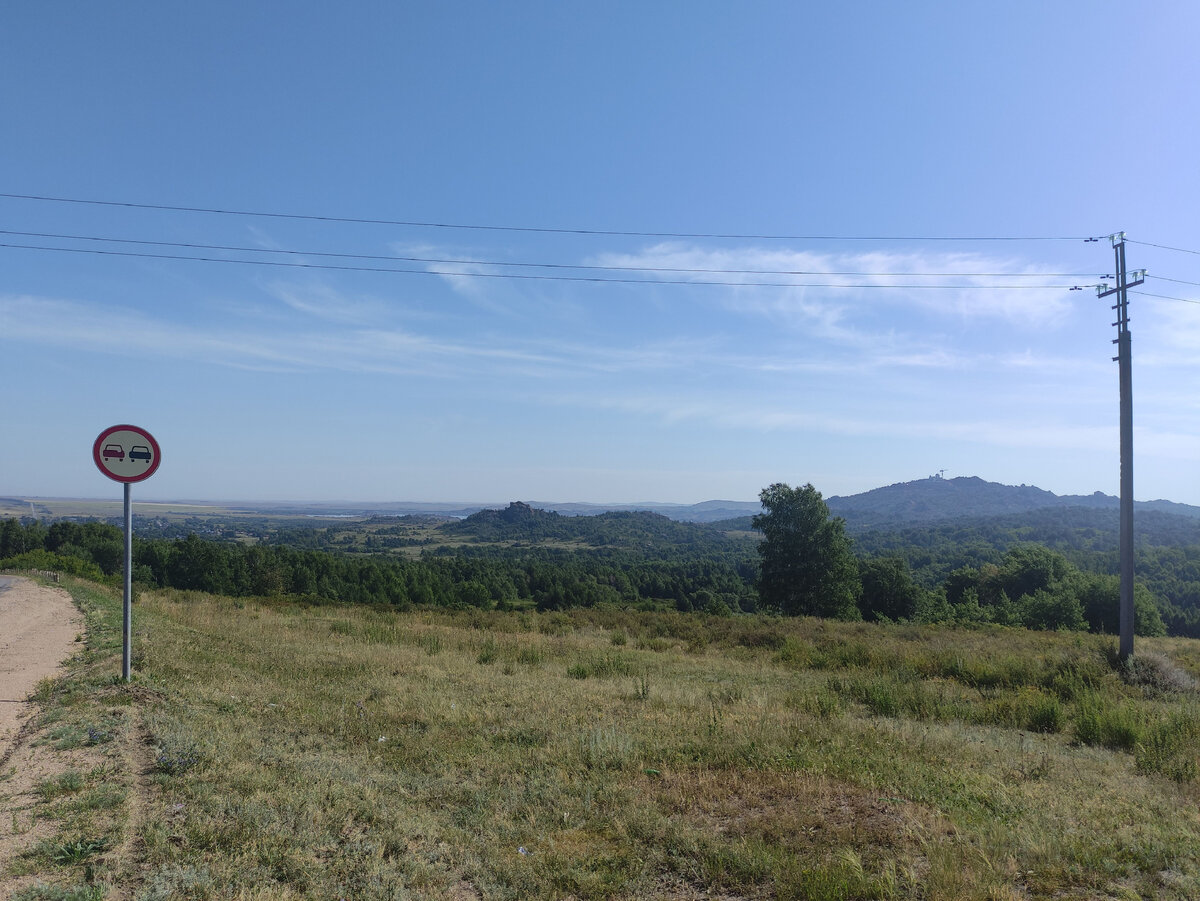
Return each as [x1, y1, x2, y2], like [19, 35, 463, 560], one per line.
[824, 476, 1200, 531]
[526, 499, 762, 523]
[705, 476, 1200, 534]
[12, 479, 1196, 530]
[439, 501, 744, 551]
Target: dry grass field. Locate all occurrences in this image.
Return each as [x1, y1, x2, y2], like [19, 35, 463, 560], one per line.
[6, 576, 1200, 899]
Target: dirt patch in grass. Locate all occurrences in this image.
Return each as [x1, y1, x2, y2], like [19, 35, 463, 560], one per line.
[445, 879, 484, 900]
[0, 726, 79, 897]
[0, 578, 159, 901]
[0, 578, 82, 757]
[645, 874, 755, 900]
[96, 716, 157, 899]
[0, 577, 88, 897]
[646, 768, 952, 871]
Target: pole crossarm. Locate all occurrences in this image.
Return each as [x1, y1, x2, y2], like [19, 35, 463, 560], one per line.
[1096, 270, 1146, 299]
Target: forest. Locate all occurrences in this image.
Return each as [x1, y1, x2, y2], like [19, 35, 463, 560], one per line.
[3, 492, 1199, 637]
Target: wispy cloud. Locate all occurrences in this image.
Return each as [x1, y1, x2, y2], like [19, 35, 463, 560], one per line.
[589, 243, 1083, 330]
[0, 291, 712, 381]
[264, 281, 392, 325]
[386, 241, 548, 317]
[543, 387, 1114, 450]
[1, 293, 533, 376]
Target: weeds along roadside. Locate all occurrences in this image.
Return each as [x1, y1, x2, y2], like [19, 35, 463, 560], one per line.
[102, 588, 1200, 900]
[3, 576, 148, 901]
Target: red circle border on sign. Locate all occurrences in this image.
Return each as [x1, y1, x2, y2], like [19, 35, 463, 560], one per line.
[93, 424, 162, 483]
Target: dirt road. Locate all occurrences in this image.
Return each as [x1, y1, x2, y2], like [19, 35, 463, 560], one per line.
[0, 576, 82, 757]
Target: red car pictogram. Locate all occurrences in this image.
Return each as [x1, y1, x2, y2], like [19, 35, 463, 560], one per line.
[102, 444, 125, 461]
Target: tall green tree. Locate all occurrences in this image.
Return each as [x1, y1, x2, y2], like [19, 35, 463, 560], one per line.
[858, 555, 923, 621]
[753, 483, 861, 619]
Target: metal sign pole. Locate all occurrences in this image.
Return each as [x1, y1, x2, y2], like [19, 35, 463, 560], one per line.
[94, 424, 160, 682]
[123, 481, 133, 681]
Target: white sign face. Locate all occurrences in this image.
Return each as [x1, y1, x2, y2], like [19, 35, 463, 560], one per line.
[93, 424, 161, 483]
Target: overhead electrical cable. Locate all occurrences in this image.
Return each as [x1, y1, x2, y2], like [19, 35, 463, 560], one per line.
[1127, 239, 1200, 257]
[1145, 274, 1200, 289]
[0, 192, 1099, 242]
[1131, 290, 1200, 306]
[0, 240, 1098, 289]
[0, 228, 1105, 281]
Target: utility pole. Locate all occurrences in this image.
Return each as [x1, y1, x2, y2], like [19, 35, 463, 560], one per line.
[1096, 233, 1144, 661]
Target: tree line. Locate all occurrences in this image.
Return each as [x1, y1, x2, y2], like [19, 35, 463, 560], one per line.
[752, 483, 1166, 636]
[0, 518, 755, 613]
[0, 493, 1184, 638]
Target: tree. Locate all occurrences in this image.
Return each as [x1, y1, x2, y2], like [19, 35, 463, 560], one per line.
[996, 544, 1071, 601]
[168, 534, 234, 594]
[858, 555, 922, 621]
[753, 483, 861, 619]
[1076, 573, 1167, 637]
[0, 518, 32, 558]
[1018, 587, 1087, 631]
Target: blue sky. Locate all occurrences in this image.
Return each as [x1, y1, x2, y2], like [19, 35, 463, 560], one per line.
[3, 2, 1200, 506]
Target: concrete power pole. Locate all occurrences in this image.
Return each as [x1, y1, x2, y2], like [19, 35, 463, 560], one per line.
[1096, 233, 1144, 661]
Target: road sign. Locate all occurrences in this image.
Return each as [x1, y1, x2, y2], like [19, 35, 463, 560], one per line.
[93, 424, 161, 483]
[92, 424, 161, 682]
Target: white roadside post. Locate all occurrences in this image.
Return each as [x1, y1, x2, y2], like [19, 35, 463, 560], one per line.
[92, 425, 161, 681]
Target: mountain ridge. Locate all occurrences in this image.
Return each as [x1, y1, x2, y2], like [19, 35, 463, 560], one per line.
[823, 476, 1200, 529]
[8, 478, 1199, 527]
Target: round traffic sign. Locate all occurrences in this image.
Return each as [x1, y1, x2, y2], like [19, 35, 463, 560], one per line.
[93, 424, 161, 483]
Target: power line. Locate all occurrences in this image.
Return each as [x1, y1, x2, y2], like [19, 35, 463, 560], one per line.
[1131, 290, 1200, 306]
[0, 191, 1100, 242]
[0, 228, 1106, 281]
[1127, 238, 1200, 257]
[1146, 274, 1200, 289]
[0, 240, 1099, 289]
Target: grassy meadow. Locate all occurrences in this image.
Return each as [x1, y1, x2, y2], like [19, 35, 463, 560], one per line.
[10, 579, 1200, 900]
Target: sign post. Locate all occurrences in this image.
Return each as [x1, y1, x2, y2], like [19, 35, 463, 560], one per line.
[93, 425, 161, 681]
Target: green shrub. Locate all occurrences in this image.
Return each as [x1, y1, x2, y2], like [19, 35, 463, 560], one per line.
[566, 663, 591, 679]
[774, 637, 812, 670]
[1073, 693, 1142, 751]
[980, 688, 1063, 732]
[0, 549, 106, 581]
[419, 632, 443, 655]
[476, 636, 498, 665]
[1025, 693, 1064, 734]
[36, 771, 84, 801]
[797, 688, 843, 718]
[1045, 658, 1107, 701]
[1136, 709, 1200, 782]
[538, 612, 573, 635]
[46, 837, 107, 864]
[515, 645, 544, 667]
[566, 651, 632, 680]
